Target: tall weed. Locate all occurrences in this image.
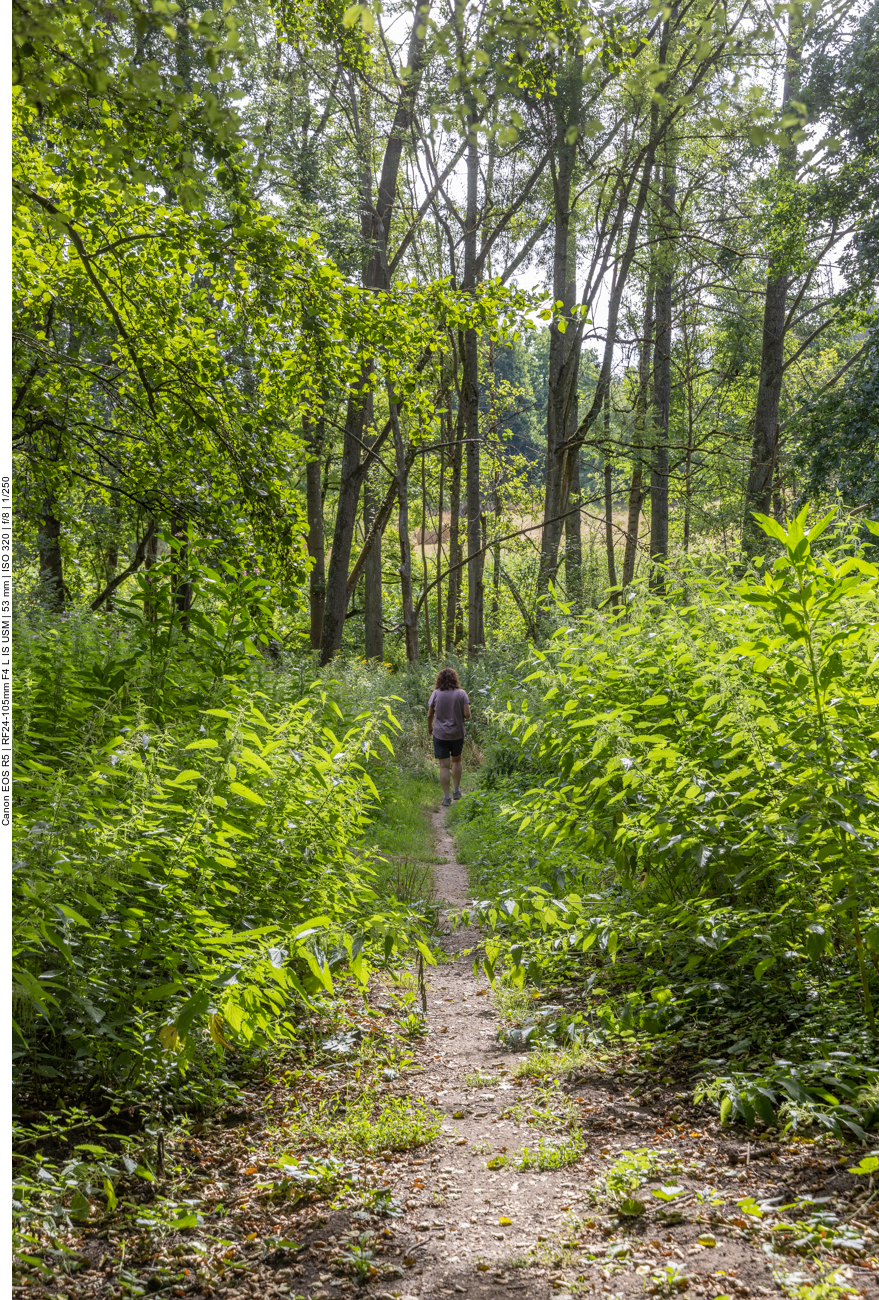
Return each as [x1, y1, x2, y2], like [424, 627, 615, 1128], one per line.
[12, 552, 434, 1108]
[454, 511, 879, 1135]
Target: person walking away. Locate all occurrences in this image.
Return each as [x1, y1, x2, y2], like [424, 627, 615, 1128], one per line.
[427, 668, 471, 807]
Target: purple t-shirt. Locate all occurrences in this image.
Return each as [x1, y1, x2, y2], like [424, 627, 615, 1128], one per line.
[428, 687, 470, 740]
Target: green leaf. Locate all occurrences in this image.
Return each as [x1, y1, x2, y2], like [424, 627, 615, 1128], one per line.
[69, 1190, 91, 1220]
[185, 738, 219, 750]
[847, 1156, 879, 1176]
[229, 781, 266, 805]
[175, 989, 211, 1039]
[140, 983, 183, 1001]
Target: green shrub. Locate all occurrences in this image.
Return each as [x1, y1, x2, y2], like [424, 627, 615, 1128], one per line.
[12, 557, 435, 1108]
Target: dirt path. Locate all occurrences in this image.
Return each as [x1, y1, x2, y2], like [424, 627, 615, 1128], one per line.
[360, 804, 879, 1300]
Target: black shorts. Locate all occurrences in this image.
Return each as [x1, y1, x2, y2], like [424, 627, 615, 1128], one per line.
[433, 735, 464, 760]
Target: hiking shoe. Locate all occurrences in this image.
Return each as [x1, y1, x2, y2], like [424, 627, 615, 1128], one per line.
[453, 788, 462, 800]
[442, 794, 452, 807]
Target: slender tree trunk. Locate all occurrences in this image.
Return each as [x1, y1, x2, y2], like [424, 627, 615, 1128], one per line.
[622, 282, 655, 588]
[562, 226, 582, 608]
[565, 448, 583, 607]
[603, 397, 618, 597]
[492, 477, 502, 628]
[319, 9, 431, 664]
[363, 470, 384, 659]
[362, 392, 384, 660]
[436, 408, 446, 652]
[305, 415, 326, 651]
[742, 12, 802, 556]
[649, 157, 676, 593]
[389, 389, 418, 662]
[446, 393, 464, 651]
[37, 499, 65, 609]
[420, 450, 433, 656]
[320, 376, 369, 663]
[92, 521, 156, 612]
[462, 119, 482, 657]
[542, 97, 665, 582]
[540, 55, 583, 597]
[682, 317, 695, 554]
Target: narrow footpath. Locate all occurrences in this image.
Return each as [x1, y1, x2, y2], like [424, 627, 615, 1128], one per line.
[356, 804, 879, 1300]
[30, 802, 878, 1300]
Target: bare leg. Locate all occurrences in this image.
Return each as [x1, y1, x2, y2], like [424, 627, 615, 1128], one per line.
[451, 756, 463, 794]
[439, 756, 451, 797]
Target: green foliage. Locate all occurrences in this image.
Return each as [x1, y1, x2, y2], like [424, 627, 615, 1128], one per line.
[12, 555, 435, 1106]
[511, 1132, 586, 1170]
[450, 513, 879, 1131]
[281, 1092, 443, 1154]
[791, 333, 879, 512]
[590, 1147, 681, 1215]
[363, 772, 441, 864]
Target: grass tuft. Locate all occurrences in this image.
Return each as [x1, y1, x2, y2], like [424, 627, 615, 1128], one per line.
[512, 1132, 587, 1170]
[283, 1092, 443, 1155]
[513, 1043, 595, 1080]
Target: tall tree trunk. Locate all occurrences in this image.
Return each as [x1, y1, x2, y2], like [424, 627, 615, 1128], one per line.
[319, 8, 431, 664]
[565, 448, 583, 607]
[37, 499, 65, 609]
[320, 377, 370, 664]
[540, 15, 672, 586]
[742, 10, 802, 557]
[462, 118, 483, 657]
[682, 313, 695, 554]
[420, 449, 432, 656]
[542, 124, 664, 582]
[622, 281, 655, 588]
[389, 389, 419, 662]
[446, 400, 464, 651]
[305, 415, 326, 651]
[539, 53, 583, 597]
[602, 397, 617, 597]
[562, 227, 582, 608]
[363, 471, 384, 659]
[649, 157, 676, 593]
[436, 407, 446, 652]
[491, 477, 502, 628]
[362, 393, 384, 660]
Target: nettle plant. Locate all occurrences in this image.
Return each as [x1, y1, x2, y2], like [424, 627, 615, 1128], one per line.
[732, 508, 879, 1033]
[468, 510, 879, 1125]
[12, 548, 435, 1105]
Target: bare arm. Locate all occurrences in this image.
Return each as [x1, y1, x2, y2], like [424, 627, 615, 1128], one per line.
[463, 702, 471, 720]
[427, 704, 435, 736]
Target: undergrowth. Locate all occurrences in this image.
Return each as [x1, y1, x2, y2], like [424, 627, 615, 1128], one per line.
[449, 511, 879, 1141]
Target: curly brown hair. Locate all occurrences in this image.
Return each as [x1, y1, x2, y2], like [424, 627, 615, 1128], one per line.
[435, 667, 460, 691]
